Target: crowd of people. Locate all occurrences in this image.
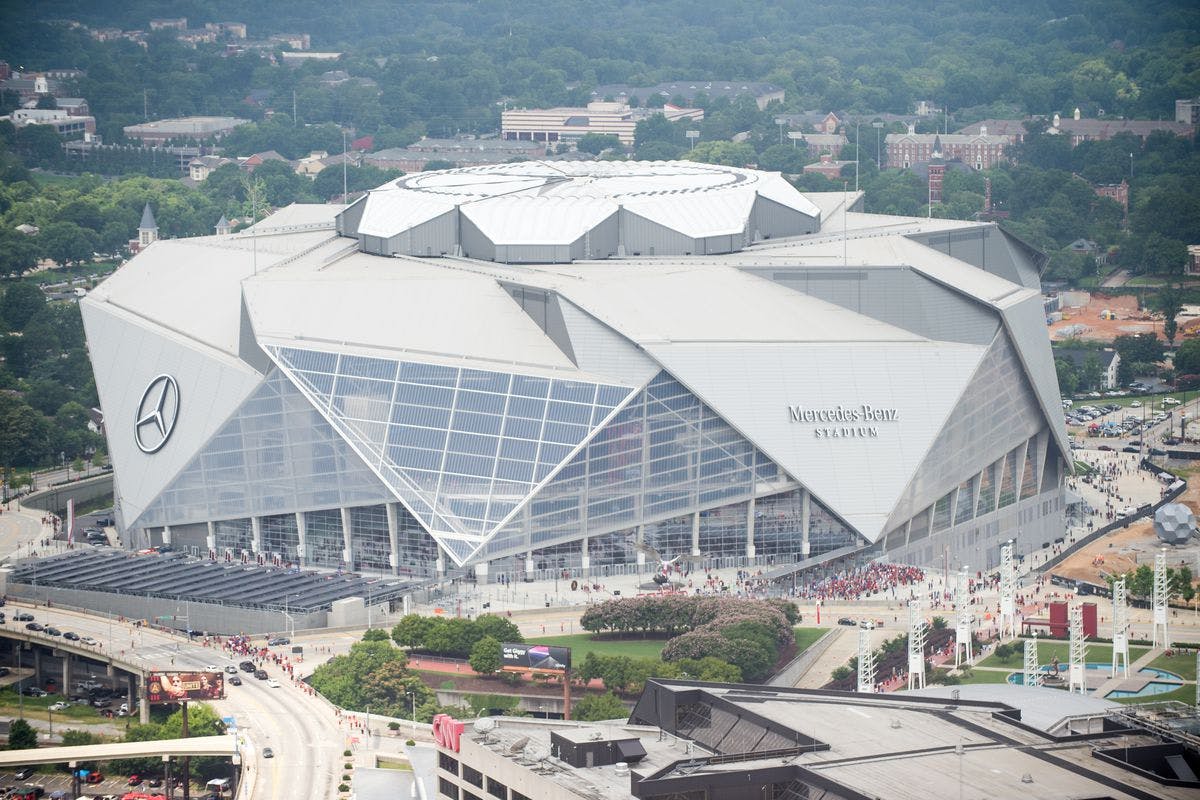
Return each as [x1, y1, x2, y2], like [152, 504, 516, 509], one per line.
[792, 562, 926, 602]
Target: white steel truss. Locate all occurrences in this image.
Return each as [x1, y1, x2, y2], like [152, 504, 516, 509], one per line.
[953, 566, 973, 667]
[857, 627, 877, 693]
[1152, 548, 1170, 649]
[1112, 577, 1129, 679]
[907, 599, 926, 690]
[1024, 633, 1041, 688]
[1068, 604, 1088, 694]
[998, 541, 1016, 639]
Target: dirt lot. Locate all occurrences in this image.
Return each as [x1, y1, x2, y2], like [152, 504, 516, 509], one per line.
[1055, 479, 1200, 584]
[1050, 294, 1160, 343]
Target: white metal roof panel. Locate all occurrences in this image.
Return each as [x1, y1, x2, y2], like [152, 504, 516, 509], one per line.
[462, 196, 617, 244]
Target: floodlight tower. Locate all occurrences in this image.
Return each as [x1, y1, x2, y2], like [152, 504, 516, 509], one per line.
[999, 541, 1016, 639]
[1068, 604, 1088, 694]
[953, 566, 973, 667]
[1111, 577, 1130, 679]
[1023, 632, 1041, 688]
[857, 627, 877, 693]
[907, 599, 927, 690]
[1152, 548, 1170, 649]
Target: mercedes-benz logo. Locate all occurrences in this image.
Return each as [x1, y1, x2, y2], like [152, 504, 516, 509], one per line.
[134, 374, 180, 454]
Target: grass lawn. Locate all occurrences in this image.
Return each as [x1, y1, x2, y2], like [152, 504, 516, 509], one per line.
[1109, 684, 1196, 705]
[0, 688, 107, 726]
[1147, 649, 1198, 681]
[793, 627, 826, 655]
[526, 633, 667, 660]
[1126, 276, 1166, 287]
[976, 640, 1150, 670]
[959, 668, 1016, 684]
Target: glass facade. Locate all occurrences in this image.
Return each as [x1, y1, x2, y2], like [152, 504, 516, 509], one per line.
[135, 370, 394, 529]
[270, 345, 634, 562]
[304, 509, 345, 568]
[261, 513, 299, 563]
[213, 518, 252, 554]
[348, 504, 391, 573]
[478, 371, 793, 563]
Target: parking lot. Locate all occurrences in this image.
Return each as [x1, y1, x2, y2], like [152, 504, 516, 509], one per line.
[0, 767, 179, 799]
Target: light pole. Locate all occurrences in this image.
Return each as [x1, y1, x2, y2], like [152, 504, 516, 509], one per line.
[854, 120, 861, 192]
[873, 120, 884, 169]
[407, 691, 417, 736]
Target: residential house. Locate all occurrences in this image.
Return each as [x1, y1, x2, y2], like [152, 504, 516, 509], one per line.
[1056, 347, 1121, 390]
[240, 150, 291, 172]
[802, 154, 853, 179]
[188, 155, 235, 181]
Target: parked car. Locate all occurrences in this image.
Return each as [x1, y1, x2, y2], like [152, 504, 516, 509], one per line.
[25, 622, 44, 632]
[83, 771, 104, 784]
[62, 631, 80, 641]
[13, 612, 33, 622]
[14, 767, 34, 780]
[47, 702, 68, 712]
[79, 636, 97, 645]
[127, 775, 143, 786]
[21, 687, 48, 697]
[148, 778, 163, 788]
[262, 747, 274, 758]
[837, 617, 856, 626]
[44, 627, 62, 637]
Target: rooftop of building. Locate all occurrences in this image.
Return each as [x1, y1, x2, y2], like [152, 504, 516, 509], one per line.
[440, 681, 1198, 800]
[123, 115, 250, 134]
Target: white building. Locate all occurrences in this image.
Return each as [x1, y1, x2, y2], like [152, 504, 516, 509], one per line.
[82, 161, 1067, 579]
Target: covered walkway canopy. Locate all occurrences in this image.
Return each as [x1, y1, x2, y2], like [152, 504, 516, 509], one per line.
[0, 735, 237, 766]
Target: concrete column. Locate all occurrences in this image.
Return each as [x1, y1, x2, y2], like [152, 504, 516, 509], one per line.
[250, 517, 262, 554]
[435, 544, 446, 577]
[581, 537, 590, 576]
[525, 552, 535, 575]
[800, 489, 811, 558]
[691, 512, 701, 557]
[138, 676, 149, 724]
[475, 561, 489, 584]
[161, 526, 172, 545]
[61, 654, 71, 691]
[340, 508, 354, 570]
[746, 496, 757, 561]
[385, 503, 401, 576]
[294, 512, 307, 566]
[205, 521, 215, 553]
[33, 648, 41, 682]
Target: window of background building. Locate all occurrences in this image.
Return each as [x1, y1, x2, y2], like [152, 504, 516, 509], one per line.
[487, 777, 507, 799]
[462, 764, 484, 789]
[438, 776, 459, 800]
[438, 752, 459, 774]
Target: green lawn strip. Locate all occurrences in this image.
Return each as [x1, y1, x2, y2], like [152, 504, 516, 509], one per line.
[1108, 684, 1196, 705]
[975, 641, 1149, 670]
[1146, 650, 1198, 681]
[0, 689, 104, 720]
[792, 627, 826, 656]
[526, 633, 667, 661]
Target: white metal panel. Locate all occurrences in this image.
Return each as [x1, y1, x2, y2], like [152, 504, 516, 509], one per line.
[556, 298, 659, 386]
[80, 299, 265, 528]
[622, 189, 755, 238]
[461, 196, 618, 245]
[354, 188, 458, 238]
[644, 339, 985, 541]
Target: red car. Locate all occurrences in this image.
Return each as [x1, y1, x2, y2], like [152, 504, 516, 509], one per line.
[128, 774, 143, 785]
[85, 771, 104, 783]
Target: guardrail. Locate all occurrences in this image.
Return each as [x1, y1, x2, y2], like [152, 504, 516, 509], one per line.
[1040, 458, 1185, 574]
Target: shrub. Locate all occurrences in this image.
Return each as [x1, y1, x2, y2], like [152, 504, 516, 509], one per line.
[406, 739, 416, 746]
[339, 783, 350, 793]
[344, 749, 352, 757]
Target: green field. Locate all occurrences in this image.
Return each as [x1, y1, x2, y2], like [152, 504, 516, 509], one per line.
[792, 627, 827, 655]
[1148, 649, 1198, 681]
[1109, 684, 1196, 705]
[975, 640, 1150, 670]
[958, 668, 1016, 684]
[527, 634, 668, 660]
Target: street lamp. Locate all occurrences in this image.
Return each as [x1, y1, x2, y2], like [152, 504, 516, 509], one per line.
[873, 120, 884, 169]
[407, 691, 417, 736]
[854, 120, 861, 192]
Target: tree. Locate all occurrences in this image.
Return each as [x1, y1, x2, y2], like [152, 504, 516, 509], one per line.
[473, 614, 522, 645]
[391, 614, 434, 648]
[468, 635, 502, 676]
[362, 628, 390, 641]
[1055, 358, 1079, 397]
[1174, 339, 1200, 377]
[1081, 353, 1103, 391]
[6, 718, 38, 750]
[38, 221, 98, 267]
[575, 133, 622, 155]
[0, 231, 39, 278]
[0, 282, 46, 330]
[572, 692, 628, 722]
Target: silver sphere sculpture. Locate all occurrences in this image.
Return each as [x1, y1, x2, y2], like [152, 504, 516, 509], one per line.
[1153, 503, 1196, 545]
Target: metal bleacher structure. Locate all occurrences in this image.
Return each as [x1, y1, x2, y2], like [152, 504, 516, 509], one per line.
[7, 548, 418, 615]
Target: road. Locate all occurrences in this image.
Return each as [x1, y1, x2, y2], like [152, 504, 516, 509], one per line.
[1, 601, 342, 800]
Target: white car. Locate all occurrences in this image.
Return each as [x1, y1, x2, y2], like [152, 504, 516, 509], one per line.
[1164, 397, 1181, 406]
[1130, 401, 1142, 408]
[79, 636, 97, 645]
[48, 701, 69, 711]
[267, 678, 281, 688]
[205, 665, 219, 672]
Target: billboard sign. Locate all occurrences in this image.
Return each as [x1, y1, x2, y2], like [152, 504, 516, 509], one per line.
[146, 671, 224, 703]
[500, 643, 571, 672]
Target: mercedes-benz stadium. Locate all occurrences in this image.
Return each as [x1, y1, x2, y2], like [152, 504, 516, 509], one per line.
[81, 160, 1068, 582]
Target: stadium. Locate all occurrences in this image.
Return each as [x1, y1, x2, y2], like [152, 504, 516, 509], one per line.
[81, 160, 1068, 582]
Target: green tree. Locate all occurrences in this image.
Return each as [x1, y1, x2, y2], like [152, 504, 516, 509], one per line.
[1055, 358, 1079, 397]
[1080, 353, 1103, 391]
[473, 614, 522, 645]
[362, 628, 390, 641]
[1174, 339, 1200, 378]
[683, 140, 756, 168]
[5, 718, 37, 750]
[575, 133, 622, 155]
[391, 614, 434, 648]
[468, 635, 502, 676]
[0, 231, 40, 278]
[0, 282, 46, 330]
[572, 692, 628, 722]
[38, 221, 98, 267]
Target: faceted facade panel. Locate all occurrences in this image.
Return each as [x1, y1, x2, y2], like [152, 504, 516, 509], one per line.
[134, 370, 394, 529]
[477, 371, 796, 563]
[269, 345, 635, 562]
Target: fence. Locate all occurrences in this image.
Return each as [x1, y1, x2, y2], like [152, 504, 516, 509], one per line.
[1041, 458, 1186, 574]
